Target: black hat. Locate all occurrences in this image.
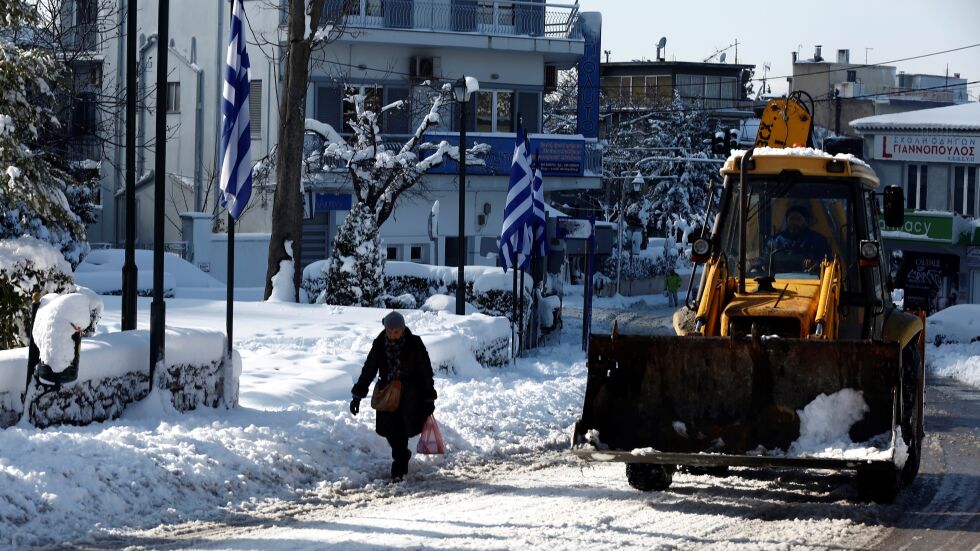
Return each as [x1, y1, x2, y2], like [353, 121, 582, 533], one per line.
[382, 311, 405, 330]
[785, 204, 810, 223]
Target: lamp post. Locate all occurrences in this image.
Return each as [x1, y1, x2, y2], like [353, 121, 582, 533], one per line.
[453, 76, 477, 315]
[616, 172, 644, 296]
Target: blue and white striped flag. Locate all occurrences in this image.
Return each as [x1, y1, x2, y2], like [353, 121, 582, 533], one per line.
[530, 156, 549, 257]
[219, 0, 253, 220]
[498, 122, 533, 271]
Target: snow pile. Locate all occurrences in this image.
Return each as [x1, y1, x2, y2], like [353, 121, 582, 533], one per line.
[787, 389, 898, 463]
[32, 293, 91, 370]
[790, 389, 868, 455]
[0, 236, 72, 275]
[74, 249, 221, 297]
[731, 147, 870, 167]
[926, 305, 980, 389]
[421, 294, 478, 315]
[1, 327, 236, 428]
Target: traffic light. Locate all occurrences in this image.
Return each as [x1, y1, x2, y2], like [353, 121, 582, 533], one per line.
[728, 128, 739, 151]
[712, 131, 726, 155]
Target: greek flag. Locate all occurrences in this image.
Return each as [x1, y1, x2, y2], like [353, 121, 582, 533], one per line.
[498, 122, 533, 271]
[219, 0, 252, 220]
[530, 157, 549, 257]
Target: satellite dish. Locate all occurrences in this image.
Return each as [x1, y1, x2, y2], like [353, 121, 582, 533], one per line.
[657, 37, 667, 49]
[719, 52, 727, 63]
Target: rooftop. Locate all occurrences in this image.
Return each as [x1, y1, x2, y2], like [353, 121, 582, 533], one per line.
[851, 102, 980, 132]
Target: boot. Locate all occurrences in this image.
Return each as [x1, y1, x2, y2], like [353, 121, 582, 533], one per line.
[390, 449, 411, 481]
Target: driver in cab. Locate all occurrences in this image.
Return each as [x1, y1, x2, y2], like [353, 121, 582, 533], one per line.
[769, 205, 832, 271]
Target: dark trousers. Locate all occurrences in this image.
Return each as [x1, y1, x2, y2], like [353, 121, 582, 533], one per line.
[386, 430, 411, 479]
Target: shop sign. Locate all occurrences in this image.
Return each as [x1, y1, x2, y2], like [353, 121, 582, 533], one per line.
[896, 251, 960, 315]
[873, 134, 979, 163]
[314, 193, 352, 212]
[967, 246, 980, 268]
[880, 212, 954, 242]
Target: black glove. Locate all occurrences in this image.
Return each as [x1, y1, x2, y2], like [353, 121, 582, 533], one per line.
[423, 399, 435, 417]
[350, 397, 361, 415]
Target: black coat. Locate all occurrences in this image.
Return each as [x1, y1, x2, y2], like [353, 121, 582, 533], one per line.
[352, 329, 437, 438]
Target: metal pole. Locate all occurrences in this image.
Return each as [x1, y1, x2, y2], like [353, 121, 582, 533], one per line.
[616, 178, 624, 296]
[834, 90, 842, 135]
[121, 0, 137, 331]
[149, 0, 169, 381]
[456, 100, 467, 315]
[227, 214, 234, 356]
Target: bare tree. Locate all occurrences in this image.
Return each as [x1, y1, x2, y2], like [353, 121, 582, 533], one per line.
[263, 0, 351, 301]
[318, 87, 489, 307]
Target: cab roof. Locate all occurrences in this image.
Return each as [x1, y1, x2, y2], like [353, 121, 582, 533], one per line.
[720, 148, 880, 189]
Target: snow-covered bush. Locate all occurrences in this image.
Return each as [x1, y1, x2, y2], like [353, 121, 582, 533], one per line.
[323, 203, 386, 307]
[0, 237, 74, 350]
[0, 3, 90, 265]
[384, 293, 417, 309]
[600, 250, 671, 281]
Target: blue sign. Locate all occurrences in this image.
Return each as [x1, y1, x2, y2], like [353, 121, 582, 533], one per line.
[426, 133, 585, 178]
[314, 193, 352, 212]
[576, 13, 602, 139]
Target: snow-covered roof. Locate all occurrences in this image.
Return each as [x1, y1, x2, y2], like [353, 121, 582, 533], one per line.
[851, 102, 980, 132]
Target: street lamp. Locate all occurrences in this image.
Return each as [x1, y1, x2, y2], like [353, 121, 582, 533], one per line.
[453, 76, 478, 315]
[616, 172, 644, 296]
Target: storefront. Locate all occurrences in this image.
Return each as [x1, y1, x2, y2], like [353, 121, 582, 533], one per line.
[880, 210, 980, 314]
[852, 103, 980, 313]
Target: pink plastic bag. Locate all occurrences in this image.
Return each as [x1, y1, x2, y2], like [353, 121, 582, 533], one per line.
[416, 415, 445, 454]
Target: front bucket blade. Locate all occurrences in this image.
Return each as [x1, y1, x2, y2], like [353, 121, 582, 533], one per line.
[575, 335, 899, 455]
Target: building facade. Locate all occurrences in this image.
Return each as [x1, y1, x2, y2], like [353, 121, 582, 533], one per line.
[852, 102, 980, 313]
[88, 0, 601, 281]
[790, 46, 968, 138]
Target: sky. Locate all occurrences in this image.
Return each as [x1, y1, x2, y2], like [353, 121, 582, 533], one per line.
[577, 0, 980, 99]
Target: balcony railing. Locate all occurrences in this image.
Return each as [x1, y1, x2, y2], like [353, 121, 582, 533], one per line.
[305, 130, 602, 179]
[304, 0, 581, 40]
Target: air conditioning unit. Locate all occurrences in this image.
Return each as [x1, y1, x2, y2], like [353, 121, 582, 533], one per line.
[409, 56, 440, 80]
[544, 65, 558, 92]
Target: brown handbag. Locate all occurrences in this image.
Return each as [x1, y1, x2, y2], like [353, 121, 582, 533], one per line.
[371, 379, 402, 412]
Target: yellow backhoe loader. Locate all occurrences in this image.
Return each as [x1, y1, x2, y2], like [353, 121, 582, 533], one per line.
[572, 96, 926, 503]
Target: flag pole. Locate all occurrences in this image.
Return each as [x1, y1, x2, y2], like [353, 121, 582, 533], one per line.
[512, 250, 518, 361]
[225, 0, 235, 361]
[227, 214, 234, 357]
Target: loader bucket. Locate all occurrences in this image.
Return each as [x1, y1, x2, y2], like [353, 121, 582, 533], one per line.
[573, 334, 900, 465]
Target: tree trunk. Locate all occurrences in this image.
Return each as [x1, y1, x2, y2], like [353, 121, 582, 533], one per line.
[264, 0, 325, 301]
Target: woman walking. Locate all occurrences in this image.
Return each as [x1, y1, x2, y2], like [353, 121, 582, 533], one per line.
[350, 311, 437, 480]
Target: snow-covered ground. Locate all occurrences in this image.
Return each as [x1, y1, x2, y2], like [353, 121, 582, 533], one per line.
[0, 298, 568, 548]
[2, 294, 978, 549]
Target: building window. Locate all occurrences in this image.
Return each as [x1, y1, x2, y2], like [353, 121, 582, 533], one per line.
[478, 1, 514, 26]
[953, 166, 978, 217]
[344, 0, 383, 17]
[387, 245, 400, 260]
[846, 70, 857, 83]
[166, 82, 180, 113]
[472, 90, 515, 132]
[410, 245, 423, 262]
[906, 164, 928, 210]
[249, 80, 263, 139]
[342, 85, 381, 132]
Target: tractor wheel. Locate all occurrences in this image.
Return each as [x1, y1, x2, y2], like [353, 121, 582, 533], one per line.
[625, 463, 674, 492]
[900, 343, 925, 485]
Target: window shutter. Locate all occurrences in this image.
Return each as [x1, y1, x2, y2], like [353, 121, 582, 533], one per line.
[249, 80, 263, 138]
